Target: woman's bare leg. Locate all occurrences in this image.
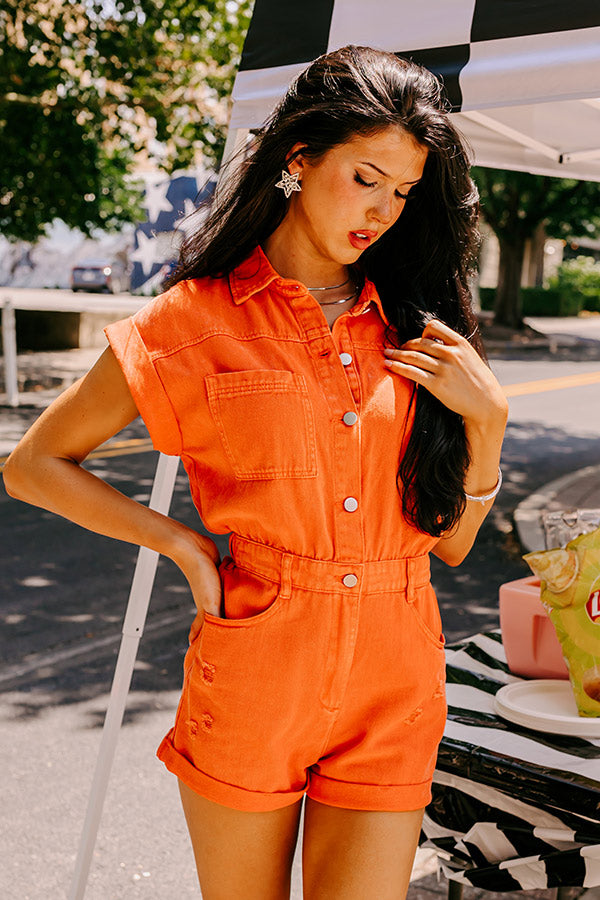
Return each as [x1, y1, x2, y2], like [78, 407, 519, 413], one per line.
[178, 779, 303, 900]
[302, 796, 424, 900]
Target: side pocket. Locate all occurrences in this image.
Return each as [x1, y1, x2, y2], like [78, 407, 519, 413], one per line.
[202, 555, 292, 629]
[406, 583, 445, 649]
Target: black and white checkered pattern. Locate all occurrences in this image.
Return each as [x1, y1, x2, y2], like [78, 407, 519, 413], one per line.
[232, 0, 600, 181]
[421, 632, 600, 891]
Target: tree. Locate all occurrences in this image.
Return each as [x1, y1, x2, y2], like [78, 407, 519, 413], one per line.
[472, 167, 600, 328]
[0, 0, 253, 242]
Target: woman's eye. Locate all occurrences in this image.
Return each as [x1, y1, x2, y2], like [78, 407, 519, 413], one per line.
[354, 172, 377, 188]
[355, 171, 411, 200]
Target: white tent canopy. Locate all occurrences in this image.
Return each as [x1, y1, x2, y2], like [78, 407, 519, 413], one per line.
[231, 0, 600, 181]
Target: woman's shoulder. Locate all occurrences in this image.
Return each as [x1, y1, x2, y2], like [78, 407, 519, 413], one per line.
[131, 273, 232, 354]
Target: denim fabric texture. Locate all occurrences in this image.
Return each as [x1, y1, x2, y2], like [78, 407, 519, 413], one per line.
[105, 245, 447, 812]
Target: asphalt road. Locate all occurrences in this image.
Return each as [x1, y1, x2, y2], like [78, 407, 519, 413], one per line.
[2, 315, 600, 899]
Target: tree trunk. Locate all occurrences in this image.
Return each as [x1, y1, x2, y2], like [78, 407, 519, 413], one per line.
[494, 235, 526, 328]
[528, 222, 547, 287]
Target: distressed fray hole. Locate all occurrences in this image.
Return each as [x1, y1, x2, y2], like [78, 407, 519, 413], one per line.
[404, 706, 424, 726]
[202, 663, 216, 684]
[189, 719, 199, 735]
[201, 713, 213, 732]
[432, 679, 445, 701]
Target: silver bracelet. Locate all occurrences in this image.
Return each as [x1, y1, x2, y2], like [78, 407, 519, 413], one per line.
[465, 466, 503, 504]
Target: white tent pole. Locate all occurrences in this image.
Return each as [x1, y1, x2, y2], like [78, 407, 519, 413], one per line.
[219, 125, 249, 173]
[2, 299, 19, 408]
[67, 126, 245, 900]
[561, 148, 600, 164]
[68, 452, 180, 900]
[460, 110, 560, 162]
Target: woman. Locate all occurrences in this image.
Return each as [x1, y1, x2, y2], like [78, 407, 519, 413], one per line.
[4, 46, 507, 900]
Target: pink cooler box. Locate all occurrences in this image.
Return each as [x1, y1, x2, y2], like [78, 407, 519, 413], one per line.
[499, 575, 568, 679]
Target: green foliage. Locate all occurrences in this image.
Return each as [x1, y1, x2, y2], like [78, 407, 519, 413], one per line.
[473, 168, 600, 243]
[0, 0, 253, 240]
[0, 99, 144, 239]
[549, 256, 600, 313]
[472, 167, 600, 326]
[479, 286, 581, 317]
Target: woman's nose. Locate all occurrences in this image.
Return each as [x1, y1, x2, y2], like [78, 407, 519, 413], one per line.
[371, 195, 398, 225]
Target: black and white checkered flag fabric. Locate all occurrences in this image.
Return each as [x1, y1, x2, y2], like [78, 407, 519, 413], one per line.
[231, 0, 600, 181]
[421, 632, 600, 891]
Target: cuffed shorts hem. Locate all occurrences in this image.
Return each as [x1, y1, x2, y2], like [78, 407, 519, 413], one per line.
[157, 730, 307, 812]
[306, 771, 432, 812]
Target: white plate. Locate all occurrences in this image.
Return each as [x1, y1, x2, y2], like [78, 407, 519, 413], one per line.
[494, 680, 600, 737]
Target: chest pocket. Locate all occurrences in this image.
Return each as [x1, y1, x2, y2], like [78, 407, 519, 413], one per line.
[205, 370, 318, 480]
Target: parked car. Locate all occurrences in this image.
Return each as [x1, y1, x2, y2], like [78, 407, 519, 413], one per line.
[71, 258, 130, 293]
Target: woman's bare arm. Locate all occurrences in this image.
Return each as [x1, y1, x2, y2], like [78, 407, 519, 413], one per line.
[3, 346, 222, 616]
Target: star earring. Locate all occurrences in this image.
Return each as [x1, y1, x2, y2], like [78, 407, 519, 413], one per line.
[275, 170, 302, 199]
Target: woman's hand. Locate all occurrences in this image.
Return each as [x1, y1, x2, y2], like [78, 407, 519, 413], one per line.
[383, 318, 507, 426]
[170, 531, 223, 638]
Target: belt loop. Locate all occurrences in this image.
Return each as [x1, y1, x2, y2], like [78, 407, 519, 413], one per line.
[406, 558, 416, 604]
[278, 553, 293, 600]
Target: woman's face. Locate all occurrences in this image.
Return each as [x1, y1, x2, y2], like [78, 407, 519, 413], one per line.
[285, 125, 428, 268]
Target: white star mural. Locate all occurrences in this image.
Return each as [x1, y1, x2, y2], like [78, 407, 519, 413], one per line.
[174, 198, 200, 236]
[130, 231, 162, 276]
[143, 180, 173, 223]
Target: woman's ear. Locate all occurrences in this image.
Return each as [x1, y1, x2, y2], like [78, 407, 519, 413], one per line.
[286, 143, 308, 177]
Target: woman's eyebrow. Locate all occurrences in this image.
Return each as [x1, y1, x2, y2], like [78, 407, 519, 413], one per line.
[358, 161, 421, 184]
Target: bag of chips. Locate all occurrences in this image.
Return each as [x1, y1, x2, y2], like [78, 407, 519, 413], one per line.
[524, 526, 600, 717]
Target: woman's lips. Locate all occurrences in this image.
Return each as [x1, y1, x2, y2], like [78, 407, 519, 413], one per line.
[348, 230, 377, 250]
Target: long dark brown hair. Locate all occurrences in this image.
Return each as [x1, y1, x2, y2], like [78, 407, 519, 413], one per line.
[170, 45, 482, 537]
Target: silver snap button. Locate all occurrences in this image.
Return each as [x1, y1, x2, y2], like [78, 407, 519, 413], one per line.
[342, 411, 358, 426]
[343, 496, 358, 512]
[339, 352, 352, 366]
[342, 573, 358, 588]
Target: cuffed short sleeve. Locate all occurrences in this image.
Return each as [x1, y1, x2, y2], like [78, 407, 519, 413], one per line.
[105, 315, 182, 457]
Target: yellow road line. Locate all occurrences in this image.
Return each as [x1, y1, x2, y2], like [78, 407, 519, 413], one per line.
[0, 437, 154, 470]
[86, 438, 154, 460]
[504, 370, 600, 397]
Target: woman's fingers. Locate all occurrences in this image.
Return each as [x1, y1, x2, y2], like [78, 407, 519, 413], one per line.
[384, 346, 440, 375]
[383, 319, 504, 423]
[421, 317, 464, 345]
[189, 608, 205, 643]
[391, 337, 447, 357]
[174, 532, 224, 619]
[191, 553, 223, 618]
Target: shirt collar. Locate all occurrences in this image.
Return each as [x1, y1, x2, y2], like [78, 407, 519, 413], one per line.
[228, 244, 389, 327]
[350, 277, 389, 326]
[228, 245, 280, 304]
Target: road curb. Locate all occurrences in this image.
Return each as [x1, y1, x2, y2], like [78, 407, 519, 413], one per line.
[514, 464, 600, 552]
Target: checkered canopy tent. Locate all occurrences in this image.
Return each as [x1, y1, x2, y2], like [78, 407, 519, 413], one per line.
[230, 0, 600, 181]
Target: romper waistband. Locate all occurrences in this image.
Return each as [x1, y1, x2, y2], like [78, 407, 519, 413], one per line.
[229, 535, 430, 596]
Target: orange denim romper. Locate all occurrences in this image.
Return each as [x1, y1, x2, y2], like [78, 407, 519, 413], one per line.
[105, 245, 447, 813]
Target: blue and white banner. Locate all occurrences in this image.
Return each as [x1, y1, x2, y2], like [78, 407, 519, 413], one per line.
[131, 174, 216, 292]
